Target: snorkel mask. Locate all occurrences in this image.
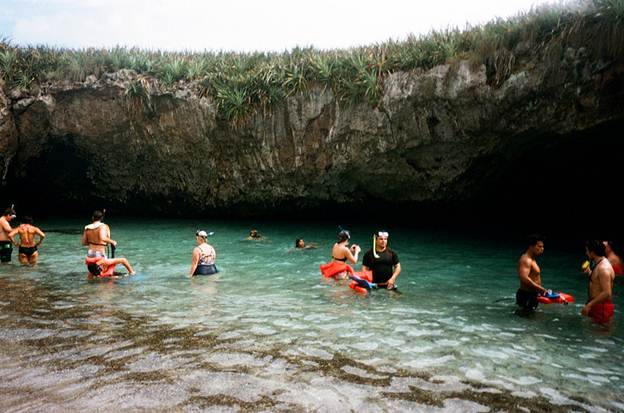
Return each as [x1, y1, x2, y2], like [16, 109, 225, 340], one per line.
[373, 231, 389, 258]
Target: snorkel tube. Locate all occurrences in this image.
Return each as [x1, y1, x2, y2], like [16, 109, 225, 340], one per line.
[373, 234, 379, 258]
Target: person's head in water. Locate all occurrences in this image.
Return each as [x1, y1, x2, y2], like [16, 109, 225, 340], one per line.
[586, 239, 606, 259]
[3, 208, 16, 220]
[91, 210, 104, 222]
[526, 234, 545, 257]
[374, 230, 389, 252]
[295, 238, 305, 248]
[337, 229, 350, 243]
[22, 216, 33, 225]
[249, 229, 260, 238]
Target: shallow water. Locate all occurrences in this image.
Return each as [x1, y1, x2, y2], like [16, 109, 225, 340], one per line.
[1, 219, 623, 412]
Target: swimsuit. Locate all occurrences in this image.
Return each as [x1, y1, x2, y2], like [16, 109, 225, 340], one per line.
[18, 246, 37, 257]
[0, 240, 12, 262]
[516, 288, 539, 310]
[193, 247, 218, 276]
[332, 256, 347, 262]
[194, 263, 218, 276]
[588, 301, 614, 324]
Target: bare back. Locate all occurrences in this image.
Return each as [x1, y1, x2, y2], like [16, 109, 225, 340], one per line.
[16, 224, 41, 247]
[588, 258, 615, 301]
[82, 222, 109, 253]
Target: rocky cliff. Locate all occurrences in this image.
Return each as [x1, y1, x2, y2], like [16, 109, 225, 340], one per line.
[1, 47, 623, 224]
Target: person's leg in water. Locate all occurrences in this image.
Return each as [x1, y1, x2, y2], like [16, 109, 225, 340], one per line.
[18, 252, 28, 265]
[29, 250, 38, 265]
[105, 257, 135, 275]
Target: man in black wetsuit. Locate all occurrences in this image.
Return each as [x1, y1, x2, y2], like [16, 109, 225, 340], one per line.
[362, 231, 401, 289]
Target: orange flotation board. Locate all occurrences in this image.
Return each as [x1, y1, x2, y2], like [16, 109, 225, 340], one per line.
[348, 270, 374, 294]
[320, 261, 354, 278]
[537, 291, 575, 305]
[85, 256, 115, 277]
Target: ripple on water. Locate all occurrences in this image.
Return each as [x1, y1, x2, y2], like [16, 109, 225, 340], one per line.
[401, 354, 457, 369]
[203, 352, 269, 368]
[78, 382, 189, 411]
[0, 328, 54, 341]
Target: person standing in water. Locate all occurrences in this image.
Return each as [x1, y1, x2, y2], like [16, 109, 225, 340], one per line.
[320, 229, 361, 279]
[81, 210, 134, 277]
[362, 231, 401, 289]
[604, 240, 623, 276]
[8, 216, 46, 265]
[516, 234, 548, 310]
[190, 230, 218, 276]
[81, 210, 115, 257]
[582, 240, 615, 324]
[0, 207, 17, 263]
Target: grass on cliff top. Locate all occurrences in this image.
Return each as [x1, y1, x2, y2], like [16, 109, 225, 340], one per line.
[0, 0, 623, 126]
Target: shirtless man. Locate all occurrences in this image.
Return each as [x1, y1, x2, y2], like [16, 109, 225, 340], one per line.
[81, 210, 134, 277]
[0, 208, 17, 263]
[604, 241, 623, 276]
[582, 240, 615, 324]
[516, 234, 548, 310]
[8, 216, 45, 265]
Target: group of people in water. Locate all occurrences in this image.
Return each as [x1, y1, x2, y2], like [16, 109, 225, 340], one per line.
[516, 234, 622, 324]
[1, 206, 621, 324]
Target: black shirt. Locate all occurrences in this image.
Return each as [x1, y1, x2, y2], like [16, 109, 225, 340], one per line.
[362, 248, 399, 284]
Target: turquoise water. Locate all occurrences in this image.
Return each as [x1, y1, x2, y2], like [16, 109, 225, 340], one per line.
[1, 219, 623, 412]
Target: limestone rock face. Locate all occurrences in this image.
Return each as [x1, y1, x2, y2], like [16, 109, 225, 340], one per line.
[1, 51, 623, 217]
[0, 82, 19, 187]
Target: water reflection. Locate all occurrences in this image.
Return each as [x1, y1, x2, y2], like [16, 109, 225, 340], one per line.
[1, 220, 623, 411]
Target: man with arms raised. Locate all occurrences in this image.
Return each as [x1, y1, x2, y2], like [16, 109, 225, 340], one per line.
[516, 234, 548, 310]
[0, 207, 17, 263]
[8, 216, 45, 265]
[362, 231, 401, 289]
[582, 240, 615, 324]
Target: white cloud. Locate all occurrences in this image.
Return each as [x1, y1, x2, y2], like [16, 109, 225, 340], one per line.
[7, 0, 559, 52]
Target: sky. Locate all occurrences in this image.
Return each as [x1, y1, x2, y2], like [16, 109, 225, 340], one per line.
[0, 0, 560, 52]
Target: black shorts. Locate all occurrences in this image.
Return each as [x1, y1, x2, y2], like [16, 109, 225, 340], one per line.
[194, 264, 219, 276]
[0, 241, 12, 263]
[516, 288, 539, 310]
[18, 246, 37, 257]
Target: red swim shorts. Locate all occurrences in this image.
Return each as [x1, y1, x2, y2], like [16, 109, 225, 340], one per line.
[588, 301, 615, 324]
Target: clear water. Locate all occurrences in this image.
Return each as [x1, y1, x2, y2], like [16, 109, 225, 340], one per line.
[1, 219, 623, 412]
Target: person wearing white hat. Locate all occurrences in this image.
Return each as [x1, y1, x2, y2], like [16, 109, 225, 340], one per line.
[190, 230, 218, 276]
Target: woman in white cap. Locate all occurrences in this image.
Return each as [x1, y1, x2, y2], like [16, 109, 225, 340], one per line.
[189, 230, 218, 276]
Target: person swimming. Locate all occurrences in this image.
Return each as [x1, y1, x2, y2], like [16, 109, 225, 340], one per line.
[245, 229, 264, 241]
[295, 238, 317, 249]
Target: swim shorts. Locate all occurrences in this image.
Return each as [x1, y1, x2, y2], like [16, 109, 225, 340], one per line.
[516, 288, 539, 310]
[0, 241, 12, 262]
[18, 246, 37, 257]
[588, 301, 614, 324]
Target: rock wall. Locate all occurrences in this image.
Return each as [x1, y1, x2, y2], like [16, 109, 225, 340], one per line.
[1, 49, 623, 221]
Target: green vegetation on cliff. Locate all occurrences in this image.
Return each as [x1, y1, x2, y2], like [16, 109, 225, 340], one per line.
[1, 0, 623, 126]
